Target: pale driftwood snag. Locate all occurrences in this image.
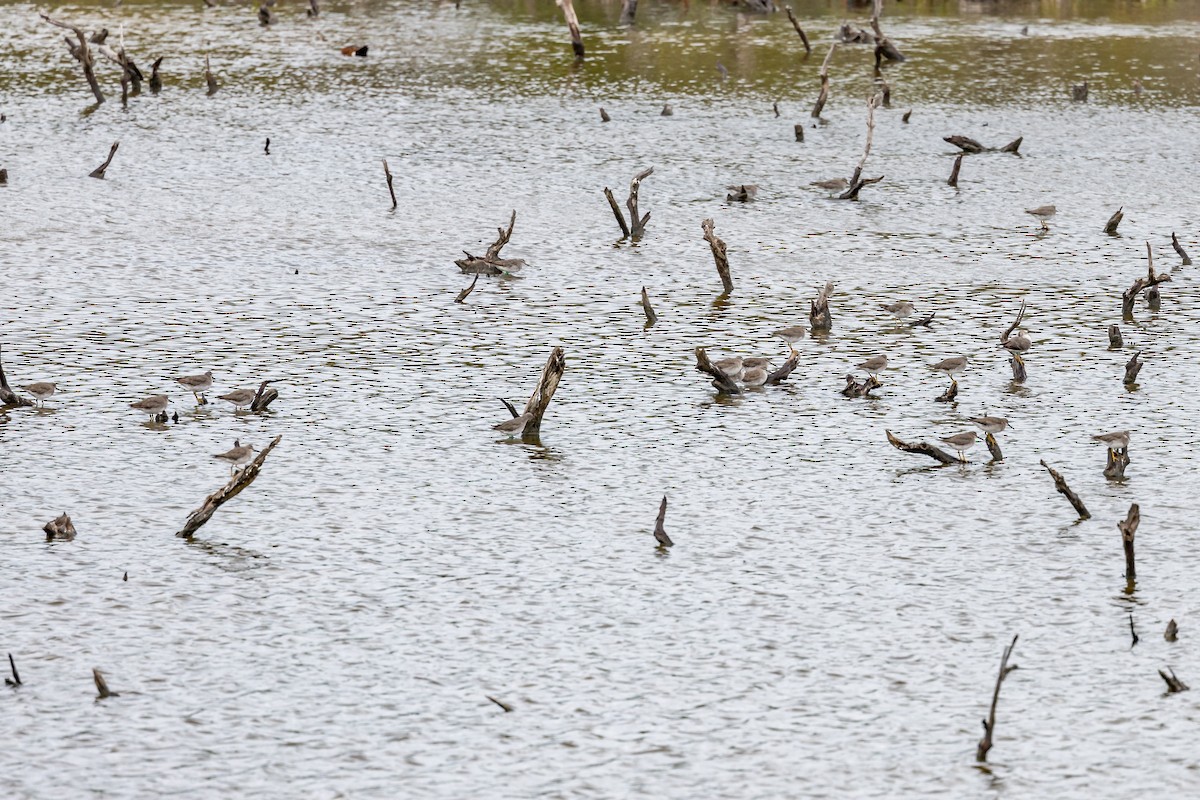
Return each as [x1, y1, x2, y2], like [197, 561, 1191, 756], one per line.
[694, 348, 740, 395]
[811, 43, 836, 118]
[41, 13, 104, 104]
[556, 0, 584, 58]
[976, 634, 1019, 762]
[809, 281, 833, 332]
[1039, 460, 1090, 519]
[456, 211, 526, 275]
[1118, 503, 1139, 580]
[837, 94, 882, 200]
[1122, 242, 1170, 320]
[626, 167, 653, 238]
[701, 218, 733, 294]
[886, 430, 956, 464]
[653, 496, 672, 547]
[519, 347, 565, 439]
[176, 435, 282, 538]
[89, 141, 119, 179]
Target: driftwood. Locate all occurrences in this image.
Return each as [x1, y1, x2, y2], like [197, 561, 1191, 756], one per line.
[93, 668, 118, 699]
[205, 55, 219, 96]
[701, 219, 733, 294]
[1159, 668, 1189, 693]
[1171, 232, 1191, 265]
[653, 496, 672, 547]
[455, 211, 526, 275]
[0, 344, 34, 408]
[886, 430, 956, 463]
[1105, 446, 1130, 480]
[661, 103, 672, 116]
[626, 167, 653, 238]
[1009, 356, 1027, 383]
[454, 274, 478, 304]
[1121, 242, 1171, 320]
[1118, 503, 1139, 580]
[89, 141, 119, 179]
[943, 135, 1022, 155]
[901, 109, 911, 123]
[794, 124, 804, 142]
[809, 281, 833, 332]
[0, 169, 7, 185]
[839, 24, 871, 43]
[519, 347, 566, 438]
[842, 374, 880, 398]
[149, 57, 163, 93]
[1146, 286, 1161, 311]
[1072, 81, 1088, 102]
[44, 513, 77, 540]
[6, 653, 20, 687]
[1105, 207, 1123, 234]
[947, 154, 962, 188]
[764, 355, 800, 386]
[726, 184, 757, 202]
[556, 0, 585, 59]
[907, 312, 935, 328]
[835, 94, 881, 200]
[599, 107, 610, 122]
[603, 187, 630, 237]
[976, 634, 1019, 762]
[640, 287, 657, 326]
[619, 0, 637, 25]
[1108, 324, 1123, 349]
[810, 44, 836, 118]
[41, 14, 105, 104]
[870, 0, 905, 62]
[1165, 620, 1178, 642]
[1039, 460, 1090, 519]
[486, 695, 514, 712]
[1123, 351, 1143, 385]
[176, 435, 282, 538]
[784, 6, 811, 55]
[383, 159, 397, 210]
[249, 380, 278, 412]
[694, 348, 741, 395]
[984, 433, 1003, 461]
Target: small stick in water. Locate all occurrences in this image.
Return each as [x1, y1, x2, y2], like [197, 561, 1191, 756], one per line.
[1165, 619, 1178, 642]
[1159, 667, 1188, 693]
[264, 137, 270, 155]
[499, 398, 519, 419]
[6, 653, 20, 687]
[810, 43, 836, 119]
[976, 634, 1019, 762]
[486, 695, 514, 712]
[784, 6, 812, 55]
[701, 218, 732, 295]
[947, 154, 962, 188]
[885, 430, 956, 464]
[901, 109, 911, 123]
[773, 102, 780, 117]
[205, 55, 219, 96]
[93, 668, 118, 699]
[1171, 232, 1191, 265]
[557, 0, 585, 59]
[149, 56, 163, 94]
[626, 168, 654, 238]
[89, 142, 119, 179]
[382, 159, 397, 210]
[640, 287, 657, 326]
[604, 187, 630, 238]
[1118, 503, 1139, 581]
[1104, 207, 1123, 234]
[1129, 613, 1139, 647]
[454, 274, 478, 304]
[653, 496, 672, 547]
[1039, 460, 1090, 519]
[794, 124, 804, 142]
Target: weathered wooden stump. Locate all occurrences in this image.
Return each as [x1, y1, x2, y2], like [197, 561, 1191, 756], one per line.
[44, 513, 77, 541]
[701, 218, 733, 295]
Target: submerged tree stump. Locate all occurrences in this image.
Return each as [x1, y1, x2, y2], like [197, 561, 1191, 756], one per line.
[694, 348, 741, 395]
[519, 347, 566, 439]
[176, 435, 282, 538]
[701, 218, 733, 294]
[976, 634, 1019, 762]
[556, 0, 585, 59]
[1039, 460, 1089, 519]
[1171, 232, 1191, 266]
[640, 286, 658, 326]
[1123, 351, 1143, 385]
[1122, 242, 1171, 320]
[1118, 503, 1139, 580]
[809, 281, 833, 332]
[1108, 324, 1123, 349]
[41, 13, 105, 104]
[885, 430, 956, 464]
[1105, 207, 1124, 234]
[626, 167, 653, 238]
[44, 513, 77, 540]
[1105, 446, 1130, 480]
[0, 344, 34, 408]
[455, 210, 526, 276]
[249, 380, 278, 412]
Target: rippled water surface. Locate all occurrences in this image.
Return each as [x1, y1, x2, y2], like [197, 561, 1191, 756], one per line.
[3, 1, 1200, 797]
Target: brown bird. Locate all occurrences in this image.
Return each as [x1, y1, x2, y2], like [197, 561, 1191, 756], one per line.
[130, 395, 169, 420]
[856, 355, 888, 379]
[213, 439, 256, 474]
[1025, 205, 1056, 230]
[773, 326, 806, 355]
[217, 388, 257, 410]
[493, 412, 532, 438]
[940, 431, 978, 462]
[811, 177, 848, 191]
[20, 381, 57, 407]
[1092, 430, 1130, 452]
[1002, 330, 1032, 354]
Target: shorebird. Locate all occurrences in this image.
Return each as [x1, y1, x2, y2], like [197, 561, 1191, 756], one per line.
[213, 439, 255, 475]
[1026, 205, 1056, 230]
[969, 416, 1009, 435]
[742, 367, 768, 387]
[773, 326, 806, 355]
[742, 357, 773, 372]
[217, 388, 257, 410]
[856, 355, 888, 380]
[1092, 430, 1130, 452]
[175, 370, 214, 403]
[20, 381, 56, 408]
[940, 431, 978, 462]
[811, 178, 848, 191]
[493, 412, 533, 438]
[932, 356, 968, 385]
[880, 301, 915, 320]
[713, 356, 744, 380]
[130, 395, 169, 420]
[1003, 330, 1032, 354]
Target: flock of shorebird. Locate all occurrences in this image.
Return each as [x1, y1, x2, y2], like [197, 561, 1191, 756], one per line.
[17, 370, 261, 473]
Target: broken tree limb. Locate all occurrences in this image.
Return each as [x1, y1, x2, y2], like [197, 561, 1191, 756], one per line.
[1118, 503, 1139, 580]
[1039, 460, 1090, 519]
[0, 343, 34, 408]
[1108, 324, 1123, 348]
[519, 347, 565, 438]
[984, 432, 1003, 462]
[93, 668, 118, 699]
[810, 43, 836, 118]
[383, 159, 397, 210]
[842, 374, 881, 398]
[89, 141, 119, 179]
[205, 55, 219, 95]
[835, 96, 882, 200]
[556, 0, 585, 59]
[454, 274, 478, 304]
[886, 430, 956, 464]
[976, 634, 1019, 762]
[1105, 207, 1123, 235]
[870, 0, 905, 62]
[6, 653, 21, 687]
[249, 380, 278, 412]
[784, 6, 811, 55]
[44, 513, 77, 540]
[1171, 232, 1191, 265]
[694, 347, 741, 395]
[640, 287, 657, 326]
[1104, 446, 1130, 480]
[619, 0, 637, 26]
[944, 135, 1022, 155]
[455, 210, 526, 275]
[626, 168, 653, 238]
[176, 435, 282, 538]
[1009, 355, 1027, 384]
[809, 281, 833, 332]
[1124, 351, 1143, 385]
[604, 187, 630, 238]
[948, 154, 962, 187]
[40, 13, 104, 104]
[701, 218, 733, 294]
[149, 56, 163, 93]
[1121, 242, 1171, 320]
[653, 496, 672, 547]
[765, 354, 799, 386]
[1159, 667, 1189, 693]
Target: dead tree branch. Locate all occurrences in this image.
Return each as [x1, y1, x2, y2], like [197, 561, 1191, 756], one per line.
[383, 159, 397, 210]
[870, 0, 905, 62]
[0, 343, 34, 408]
[1000, 299, 1026, 345]
[1105, 207, 1123, 234]
[810, 281, 833, 332]
[810, 43, 836, 118]
[40, 13, 104, 104]
[976, 634, 1019, 762]
[250, 380, 278, 412]
[886, 430, 956, 464]
[89, 141, 119, 179]
[1124, 351, 1143, 385]
[626, 167, 654, 238]
[1118, 503, 1139, 580]
[519, 347, 566, 438]
[456, 210, 526, 275]
[694, 347, 741, 395]
[1122, 242, 1171, 320]
[784, 6, 811, 55]
[455, 274, 479, 304]
[176, 435, 282, 538]
[1039, 460, 1090, 519]
[556, 0, 585, 59]
[702, 218, 733, 294]
[604, 187, 630, 238]
[653, 496, 672, 547]
[44, 513, 77, 540]
[641, 286, 658, 326]
[1171, 232, 1191, 265]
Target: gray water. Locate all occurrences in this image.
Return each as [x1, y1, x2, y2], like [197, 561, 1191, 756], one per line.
[3, 1, 1200, 797]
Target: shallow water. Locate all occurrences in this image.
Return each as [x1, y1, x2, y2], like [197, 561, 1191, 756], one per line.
[3, 1, 1200, 797]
